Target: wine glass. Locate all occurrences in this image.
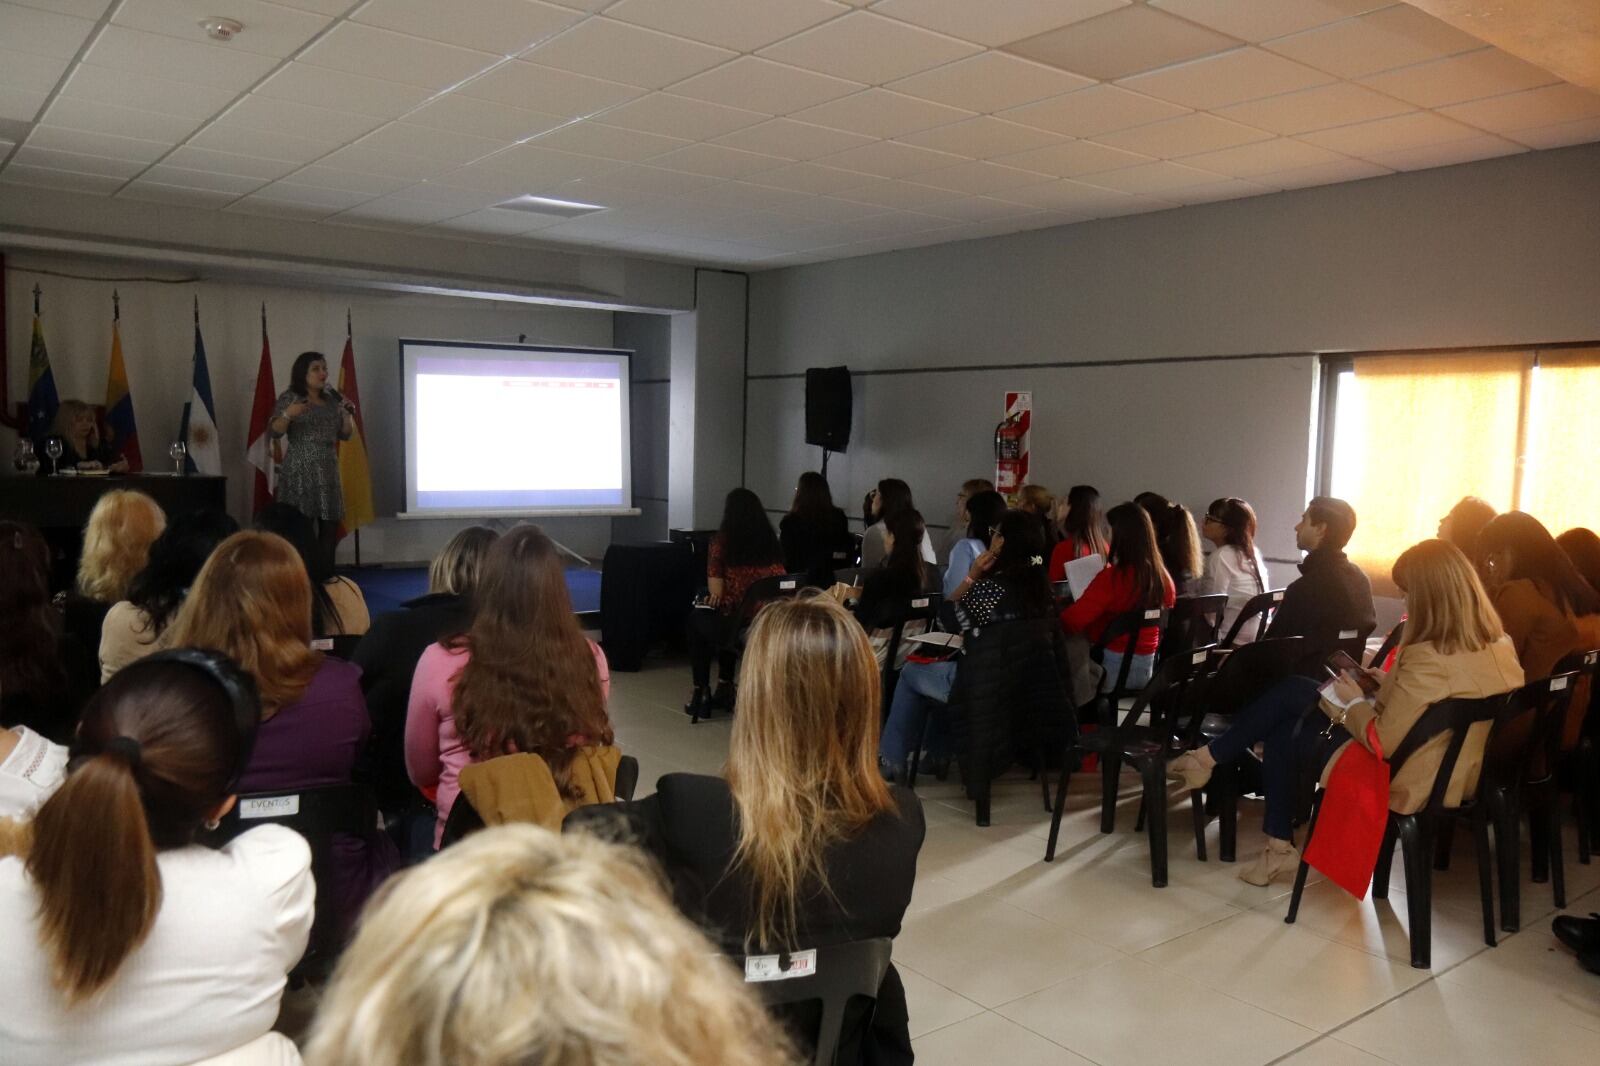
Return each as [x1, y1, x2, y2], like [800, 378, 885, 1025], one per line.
[12, 439, 38, 474]
[168, 439, 187, 476]
[45, 437, 62, 476]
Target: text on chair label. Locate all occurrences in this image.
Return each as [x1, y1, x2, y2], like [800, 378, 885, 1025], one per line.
[744, 949, 817, 983]
[240, 795, 300, 819]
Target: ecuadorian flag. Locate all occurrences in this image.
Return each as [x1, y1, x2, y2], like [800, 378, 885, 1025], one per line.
[104, 311, 142, 470]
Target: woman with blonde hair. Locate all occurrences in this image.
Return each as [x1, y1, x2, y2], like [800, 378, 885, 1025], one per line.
[1169, 539, 1522, 886]
[304, 825, 796, 1066]
[39, 399, 126, 473]
[66, 489, 165, 659]
[166, 531, 395, 935]
[625, 594, 923, 1065]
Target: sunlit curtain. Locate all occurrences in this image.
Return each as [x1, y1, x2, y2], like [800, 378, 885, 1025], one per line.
[1521, 348, 1600, 538]
[1339, 352, 1527, 585]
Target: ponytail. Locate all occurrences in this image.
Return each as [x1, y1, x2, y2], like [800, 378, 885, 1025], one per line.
[26, 751, 162, 1004]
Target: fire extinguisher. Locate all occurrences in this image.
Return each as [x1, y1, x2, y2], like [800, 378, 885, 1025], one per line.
[994, 414, 1025, 496]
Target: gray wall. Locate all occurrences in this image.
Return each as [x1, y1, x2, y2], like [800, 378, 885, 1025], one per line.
[613, 310, 671, 544]
[669, 269, 749, 531]
[746, 142, 1600, 562]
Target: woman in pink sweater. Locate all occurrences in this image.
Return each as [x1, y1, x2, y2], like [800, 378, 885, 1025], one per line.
[405, 527, 611, 847]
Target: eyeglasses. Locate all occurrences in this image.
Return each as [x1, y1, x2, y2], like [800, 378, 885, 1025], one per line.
[988, 525, 1000, 537]
[1203, 514, 1223, 525]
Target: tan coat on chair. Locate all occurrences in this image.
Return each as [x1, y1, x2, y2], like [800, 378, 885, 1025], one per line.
[457, 746, 622, 831]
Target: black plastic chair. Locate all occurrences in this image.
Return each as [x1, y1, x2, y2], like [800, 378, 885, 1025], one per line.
[690, 572, 808, 723]
[1285, 692, 1509, 969]
[1045, 644, 1217, 886]
[876, 593, 943, 721]
[737, 937, 893, 1066]
[312, 634, 362, 659]
[1562, 649, 1600, 865]
[1162, 594, 1226, 660]
[1086, 605, 1171, 720]
[1222, 588, 1286, 647]
[1368, 620, 1405, 670]
[1050, 580, 1073, 607]
[1520, 667, 1589, 917]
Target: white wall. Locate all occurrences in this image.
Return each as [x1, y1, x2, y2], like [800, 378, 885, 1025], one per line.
[612, 310, 671, 545]
[668, 269, 748, 531]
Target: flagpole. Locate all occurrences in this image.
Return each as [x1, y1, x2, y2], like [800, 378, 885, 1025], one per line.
[347, 307, 361, 568]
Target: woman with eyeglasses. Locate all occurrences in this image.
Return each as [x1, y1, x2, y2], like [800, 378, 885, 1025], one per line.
[1200, 497, 1270, 644]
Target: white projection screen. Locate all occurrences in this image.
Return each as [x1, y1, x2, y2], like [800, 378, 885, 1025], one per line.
[400, 340, 635, 518]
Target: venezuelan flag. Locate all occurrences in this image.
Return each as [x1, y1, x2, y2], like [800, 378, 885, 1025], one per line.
[104, 311, 142, 470]
[27, 310, 58, 441]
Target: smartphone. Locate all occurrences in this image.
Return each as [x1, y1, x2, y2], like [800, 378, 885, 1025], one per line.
[1325, 650, 1381, 698]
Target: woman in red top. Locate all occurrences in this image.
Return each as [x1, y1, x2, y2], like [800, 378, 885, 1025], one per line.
[1047, 484, 1111, 582]
[1060, 502, 1175, 700]
[685, 488, 786, 719]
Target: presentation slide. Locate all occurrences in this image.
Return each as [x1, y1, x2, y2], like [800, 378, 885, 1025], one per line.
[401, 340, 633, 517]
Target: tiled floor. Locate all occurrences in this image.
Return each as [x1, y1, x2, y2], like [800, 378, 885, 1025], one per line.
[607, 656, 1600, 1065]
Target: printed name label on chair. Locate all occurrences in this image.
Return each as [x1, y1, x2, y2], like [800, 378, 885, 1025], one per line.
[780, 579, 798, 590]
[1552, 676, 1569, 691]
[1192, 650, 1208, 665]
[1339, 629, 1357, 639]
[240, 795, 301, 819]
[1144, 609, 1162, 620]
[310, 638, 334, 651]
[912, 597, 930, 608]
[744, 949, 816, 983]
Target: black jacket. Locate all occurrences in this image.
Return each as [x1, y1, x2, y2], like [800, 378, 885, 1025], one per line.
[351, 592, 472, 812]
[1265, 547, 1377, 660]
[780, 508, 852, 584]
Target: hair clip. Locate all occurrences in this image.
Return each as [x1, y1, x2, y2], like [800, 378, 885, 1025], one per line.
[1029, 555, 1043, 566]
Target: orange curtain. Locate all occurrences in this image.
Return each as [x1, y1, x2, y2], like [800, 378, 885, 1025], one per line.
[1521, 348, 1600, 539]
[1341, 352, 1528, 584]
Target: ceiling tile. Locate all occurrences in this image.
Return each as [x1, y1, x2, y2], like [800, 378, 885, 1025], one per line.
[275, 164, 415, 196]
[1263, 5, 1483, 80]
[524, 18, 736, 90]
[1509, 115, 1600, 150]
[225, 196, 342, 222]
[895, 115, 1061, 158]
[312, 143, 455, 181]
[27, 125, 170, 162]
[247, 181, 377, 209]
[164, 144, 300, 180]
[918, 195, 1041, 222]
[750, 161, 884, 194]
[818, 139, 964, 177]
[1118, 47, 1334, 111]
[0, 85, 46, 122]
[112, 0, 332, 58]
[682, 180, 818, 211]
[0, 2, 96, 58]
[84, 25, 279, 91]
[599, 93, 767, 142]
[606, 0, 846, 53]
[1362, 133, 1526, 172]
[10, 145, 144, 179]
[449, 143, 621, 190]
[189, 123, 343, 164]
[256, 64, 436, 120]
[911, 159, 1055, 195]
[1148, 0, 1386, 44]
[1002, 85, 1189, 138]
[527, 120, 690, 161]
[1093, 112, 1272, 158]
[710, 118, 874, 160]
[650, 142, 786, 179]
[0, 164, 123, 194]
[1005, 4, 1239, 81]
[0, 48, 68, 93]
[1000, 177, 1143, 211]
[222, 96, 385, 144]
[299, 22, 500, 91]
[1357, 48, 1560, 109]
[1260, 156, 1391, 188]
[757, 11, 978, 86]
[1213, 81, 1413, 135]
[353, 122, 508, 165]
[353, 0, 581, 56]
[1075, 159, 1229, 195]
[992, 139, 1155, 177]
[61, 65, 235, 120]
[1438, 84, 1600, 136]
[561, 163, 719, 196]
[42, 96, 202, 141]
[830, 180, 960, 209]
[457, 60, 647, 117]
[1300, 110, 1487, 157]
[431, 207, 558, 236]
[670, 57, 863, 116]
[1177, 137, 1350, 178]
[269, 0, 354, 14]
[119, 181, 240, 208]
[335, 195, 466, 225]
[887, 52, 1092, 113]
[871, 0, 1130, 49]
[7, 0, 114, 18]
[789, 88, 973, 139]
[405, 95, 566, 142]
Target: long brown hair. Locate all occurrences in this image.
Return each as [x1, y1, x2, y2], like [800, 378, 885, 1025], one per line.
[727, 595, 894, 951]
[1107, 502, 1170, 609]
[0, 520, 66, 702]
[26, 654, 258, 1004]
[77, 489, 165, 603]
[448, 527, 611, 797]
[165, 531, 322, 717]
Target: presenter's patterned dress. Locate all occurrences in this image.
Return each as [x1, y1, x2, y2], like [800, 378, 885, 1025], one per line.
[270, 390, 349, 521]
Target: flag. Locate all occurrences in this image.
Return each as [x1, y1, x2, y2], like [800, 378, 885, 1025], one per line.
[336, 310, 375, 535]
[103, 291, 142, 471]
[246, 304, 277, 513]
[27, 285, 58, 441]
[179, 297, 221, 475]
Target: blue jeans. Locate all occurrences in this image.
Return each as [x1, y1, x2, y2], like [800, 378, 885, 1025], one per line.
[881, 660, 957, 769]
[1207, 675, 1346, 841]
[1100, 650, 1155, 693]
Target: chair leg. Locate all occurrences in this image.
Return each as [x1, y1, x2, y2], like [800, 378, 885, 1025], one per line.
[1134, 795, 1147, 833]
[1044, 760, 1075, 862]
[905, 715, 931, 791]
[1215, 763, 1238, 863]
[1471, 809, 1497, 950]
[1286, 791, 1324, 925]
[1190, 790, 1208, 862]
[1432, 821, 1455, 871]
[1547, 790, 1567, 909]
[1491, 791, 1521, 934]
[1397, 816, 1434, 969]
[1372, 819, 1399, 900]
[975, 791, 990, 828]
[1142, 760, 1169, 888]
[1099, 752, 1122, 834]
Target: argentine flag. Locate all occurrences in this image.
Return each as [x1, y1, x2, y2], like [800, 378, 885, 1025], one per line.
[180, 301, 222, 475]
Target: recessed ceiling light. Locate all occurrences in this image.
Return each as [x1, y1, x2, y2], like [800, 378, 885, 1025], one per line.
[497, 194, 607, 218]
[198, 17, 244, 42]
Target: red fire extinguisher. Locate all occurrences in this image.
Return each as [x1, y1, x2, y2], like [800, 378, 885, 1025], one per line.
[994, 414, 1026, 497]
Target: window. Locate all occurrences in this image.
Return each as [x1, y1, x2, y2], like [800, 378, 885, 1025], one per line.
[1322, 347, 1600, 585]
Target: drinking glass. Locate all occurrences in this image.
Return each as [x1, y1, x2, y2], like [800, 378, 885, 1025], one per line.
[45, 438, 62, 475]
[12, 439, 38, 474]
[168, 440, 187, 475]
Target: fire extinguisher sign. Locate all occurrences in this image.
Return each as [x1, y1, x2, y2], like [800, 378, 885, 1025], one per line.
[995, 391, 1031, 505]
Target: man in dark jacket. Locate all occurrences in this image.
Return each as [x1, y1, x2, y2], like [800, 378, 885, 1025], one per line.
[1265, 497, 1377, 664]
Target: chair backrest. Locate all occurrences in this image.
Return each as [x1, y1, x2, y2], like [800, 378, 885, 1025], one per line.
[738, 938, 894, 1066]
[1388, 693, 1513, 815]
[879, 591, 943, 691]
[1222, 588, 1286, 646]
[735, 572, 808, 625]
[1119, 643, 1218, 737]
[615, 754, 639, 803]
[1092, 605, 1169, 697]
[1162, 594, 1226, 660]
[1368, 620, 1405, 670]
[1050, 580, 1073, 607]
[312, 634, 362, 659]
[1192, 636, 1307, 736]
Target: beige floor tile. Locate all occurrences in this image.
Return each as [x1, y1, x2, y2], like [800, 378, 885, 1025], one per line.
[1136, 909, 1428, 1031]
[997, 955, 1317, 1066]
[898, 965, 985, 1039]
[1274, 1037, 1399, 1065]
[1336, 978, 1599, 1066]
[1261, 879, 1491, 971]
[894, 895, 1124, 1008]
[912, 1011, 1095, 1066]
[1434, 911, 1600, 1034]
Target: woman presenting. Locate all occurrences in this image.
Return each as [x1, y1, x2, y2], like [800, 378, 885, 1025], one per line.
[270, 351, 354, 561]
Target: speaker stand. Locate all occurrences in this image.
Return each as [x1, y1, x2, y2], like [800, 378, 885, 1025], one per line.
[820, 447, 832, 479]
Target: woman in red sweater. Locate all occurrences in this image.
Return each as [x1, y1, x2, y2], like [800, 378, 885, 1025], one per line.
[1060, 502, 1175, 699]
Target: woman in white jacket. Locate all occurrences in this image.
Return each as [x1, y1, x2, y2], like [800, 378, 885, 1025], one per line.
[1201, 497, 1270, 644]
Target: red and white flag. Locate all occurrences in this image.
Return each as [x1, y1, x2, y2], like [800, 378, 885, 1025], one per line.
[246, 303, 277, 514]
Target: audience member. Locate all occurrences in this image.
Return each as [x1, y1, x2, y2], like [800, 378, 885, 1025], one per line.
[407, 526, 612, 848]
[68, 488, 165, 654]
[623, 596, 923, 1065]
[1438, 496, 1497, 558]
[940, 477, 994, 563]
[1200, 497, 1270, 643]
[0, 521, 90, 743]
[304, 826, 797, 1066]
[861, 478, 936, 570]
[36, 399, 127, 473]
[1556, 527, 1600, 599]
[1047, 484, 1110, 581]
[254, 502, 369, 638]
[831, 507, 936, 669]
[354, 526, 498, 849]
[943, 488, 1007, 598]
[684, 488, 785, 717]
[166, 531, 393, 937]
[0, 651, 314, 1066]
[883, 510, 1054, 778]
[100, 508, 238, 682]
[1061, 502, 1176, 701]
[1264, 497, 1377, 653]
[0, 721, 66, 820]
[779, 470, 851, 584]
[1152, 500, 1204, 598]
[1169, 540, 1522, 885]
[1018, 483, 1056, 551]
[1134, 491, 1171, 512]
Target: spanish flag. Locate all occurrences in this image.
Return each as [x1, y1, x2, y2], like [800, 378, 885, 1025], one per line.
[103, 291, 142, 470]
[337, 311, 374, 536]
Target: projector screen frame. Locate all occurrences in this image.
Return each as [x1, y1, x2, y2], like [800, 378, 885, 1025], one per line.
[398, 338, 640, 520]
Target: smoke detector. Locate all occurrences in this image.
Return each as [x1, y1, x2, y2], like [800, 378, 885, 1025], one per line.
[198, 17, 244, 42]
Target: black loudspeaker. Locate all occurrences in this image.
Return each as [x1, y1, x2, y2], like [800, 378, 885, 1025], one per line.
[805, 366, 852, 452]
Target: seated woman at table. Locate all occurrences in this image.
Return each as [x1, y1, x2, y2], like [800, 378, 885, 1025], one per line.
[36, 400, 127, 473]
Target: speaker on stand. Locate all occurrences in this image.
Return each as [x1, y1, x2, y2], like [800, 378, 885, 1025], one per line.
[804, 366, 852, 478]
